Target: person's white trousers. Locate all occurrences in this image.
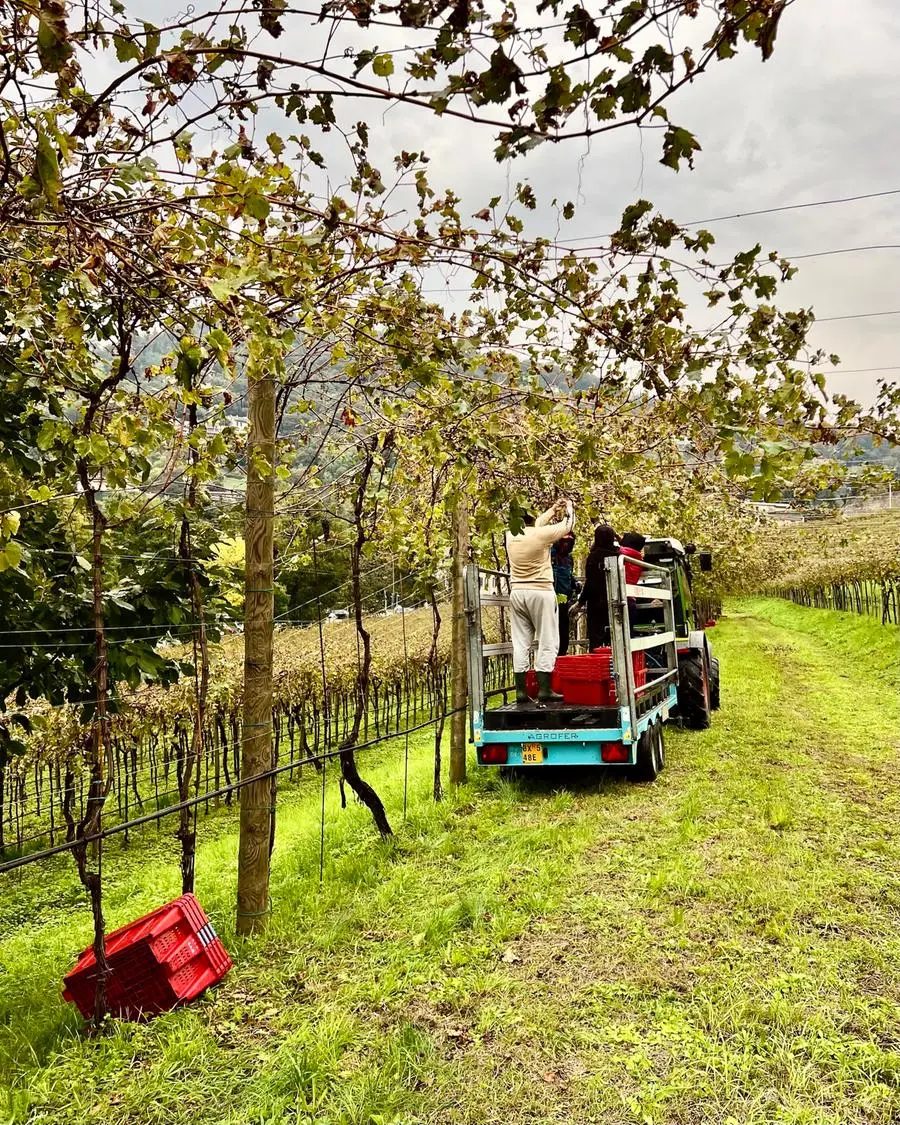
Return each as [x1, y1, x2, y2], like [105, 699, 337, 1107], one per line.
[510, 588, 559, 673]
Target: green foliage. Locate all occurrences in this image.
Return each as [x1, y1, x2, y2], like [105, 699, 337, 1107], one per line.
[1, 0, 897, 816]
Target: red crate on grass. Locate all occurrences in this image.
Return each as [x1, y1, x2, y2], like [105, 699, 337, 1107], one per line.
[63, 893, 232, 1021]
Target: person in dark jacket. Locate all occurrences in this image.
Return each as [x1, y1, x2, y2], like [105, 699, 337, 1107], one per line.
[551, 533, 579, 654]
[620, 530, 647, 632]
[573, 524, 619, 651]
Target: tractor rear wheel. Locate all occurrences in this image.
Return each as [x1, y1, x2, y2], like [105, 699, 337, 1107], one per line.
[709, 656, 721, 711]
[678, 651, 711, 730]
[631, 725, 661, 782]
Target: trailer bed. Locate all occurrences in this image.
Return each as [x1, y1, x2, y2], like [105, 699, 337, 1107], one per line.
[484, 679, 670, 731]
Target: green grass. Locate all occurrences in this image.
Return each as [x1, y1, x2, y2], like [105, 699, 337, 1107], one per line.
[1, 598, 899, 1125]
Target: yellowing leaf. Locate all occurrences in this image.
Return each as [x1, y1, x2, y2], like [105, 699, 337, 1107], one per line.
[35, 129, 61, 209]
[0, 542, 22, 571]
[36, 1, 74, 72]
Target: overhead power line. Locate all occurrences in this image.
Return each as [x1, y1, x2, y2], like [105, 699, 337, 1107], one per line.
[815, 365, 900, 375]
[789, 244, 900, 262]
[816, 309, 900, 324]
[540, 189, 900, 247]
[680, 187, 900, 228]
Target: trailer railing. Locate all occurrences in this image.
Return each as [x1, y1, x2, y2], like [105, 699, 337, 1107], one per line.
[606, 553, 679, 740]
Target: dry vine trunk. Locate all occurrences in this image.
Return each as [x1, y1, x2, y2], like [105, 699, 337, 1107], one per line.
[429, 588, 444, 802]
[338, 438, 392, 837]
[177, 387, 210, 895]
[449, 496, 470, 785]
[66, 473, 113, 1026]
[177, 510, 209, 889]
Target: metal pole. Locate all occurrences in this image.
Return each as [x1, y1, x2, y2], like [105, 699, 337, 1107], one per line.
[606, 556, 637, 746]
[449, 497, 470, 785]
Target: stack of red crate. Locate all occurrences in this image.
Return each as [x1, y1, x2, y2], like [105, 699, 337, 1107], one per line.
[63, 893, 232, 1021]
[526, 647, 646, 705]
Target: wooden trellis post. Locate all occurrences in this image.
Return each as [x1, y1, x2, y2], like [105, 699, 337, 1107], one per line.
[237, 371, 276, 935]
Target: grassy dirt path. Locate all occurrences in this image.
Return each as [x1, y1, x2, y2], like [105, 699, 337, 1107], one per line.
[1, 599, 898, 1125]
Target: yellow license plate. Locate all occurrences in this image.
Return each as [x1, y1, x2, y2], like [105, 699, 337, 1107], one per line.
[521, 743, 544, 764]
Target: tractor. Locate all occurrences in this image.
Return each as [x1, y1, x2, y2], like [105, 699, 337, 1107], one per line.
[636, 538, 720, 730]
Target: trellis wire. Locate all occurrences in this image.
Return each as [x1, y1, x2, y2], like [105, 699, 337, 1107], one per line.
[399, 574, 410, 820]
[0, 655, 458, 860]
[0, 707, 467, 877]
[313, 536, 328, 883]
[0, 591, 459, 858]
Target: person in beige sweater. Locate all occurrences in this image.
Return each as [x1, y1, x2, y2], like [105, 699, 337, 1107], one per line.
[505, 499, 575, 704]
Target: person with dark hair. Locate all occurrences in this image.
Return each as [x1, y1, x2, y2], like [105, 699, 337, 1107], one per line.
[620, 531, 647, 587]
[572, 524, 619, 651]
[551, 532, 579, 655]
[506, 499, 575, 704]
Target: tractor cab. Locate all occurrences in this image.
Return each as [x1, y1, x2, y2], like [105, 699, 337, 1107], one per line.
[633, 537, 718, 729]
[637, 538, 711, 637]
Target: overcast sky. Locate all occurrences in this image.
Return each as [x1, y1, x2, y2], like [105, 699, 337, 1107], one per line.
[365, 0, 900, 409]
[122, 0, 900, 407]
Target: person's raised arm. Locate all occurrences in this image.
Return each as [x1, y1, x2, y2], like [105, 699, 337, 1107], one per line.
[535, 500, 574, 542]
[534, 503, 562, 528]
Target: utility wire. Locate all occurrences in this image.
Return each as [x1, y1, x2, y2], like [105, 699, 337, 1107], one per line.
[815, 365, 900, 374]
[679, 188, 900, 228]
[816, 309, 900, 324]
[512, 189, 900, 248]
[789, 244, 900, 262]
[0, 578, 424, 645]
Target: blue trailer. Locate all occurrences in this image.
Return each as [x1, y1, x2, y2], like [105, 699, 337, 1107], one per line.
[464, 552, 683, 781]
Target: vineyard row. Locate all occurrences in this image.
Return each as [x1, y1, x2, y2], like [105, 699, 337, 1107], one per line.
[776, 577, 899, 625]
[0, 607, 511, 857]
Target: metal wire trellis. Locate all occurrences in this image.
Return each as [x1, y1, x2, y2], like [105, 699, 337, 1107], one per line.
[0, 706, 468, 877]
[0, 591, 467, 864]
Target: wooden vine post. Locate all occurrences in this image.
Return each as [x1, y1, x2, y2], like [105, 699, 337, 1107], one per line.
[449, 495, 470, 786]
[237, 369, 276, 935]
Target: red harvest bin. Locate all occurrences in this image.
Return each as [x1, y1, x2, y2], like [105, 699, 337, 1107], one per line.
[63, 893, 232, 1021]
[525, 648, 646, 705]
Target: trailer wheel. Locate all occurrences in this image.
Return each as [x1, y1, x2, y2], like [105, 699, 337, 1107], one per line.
[631, 725, 661, 782]
[709, 656, 721, 711]
[654, 721, 666, 770]
[678, 650, 711, 730]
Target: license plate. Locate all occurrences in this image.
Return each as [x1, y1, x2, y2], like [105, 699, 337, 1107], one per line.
[521, 743, 544, 764]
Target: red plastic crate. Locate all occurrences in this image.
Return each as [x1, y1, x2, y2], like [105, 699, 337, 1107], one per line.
[554, 653, 614, 704]
[524, 649, 645, 705]
[63, 893, 232, 1021]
